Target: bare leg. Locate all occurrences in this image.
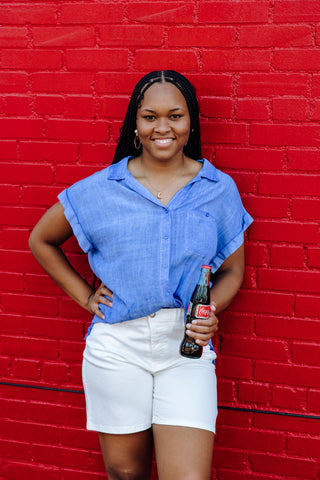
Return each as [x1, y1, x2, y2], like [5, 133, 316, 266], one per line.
[153, 425, 214, 480]
[98, 428, 154, 480]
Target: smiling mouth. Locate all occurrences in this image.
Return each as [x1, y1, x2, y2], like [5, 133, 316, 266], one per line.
[153, 138, 174, 146]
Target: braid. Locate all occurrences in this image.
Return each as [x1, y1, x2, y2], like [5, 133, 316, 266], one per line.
[112, 71, 202, 164]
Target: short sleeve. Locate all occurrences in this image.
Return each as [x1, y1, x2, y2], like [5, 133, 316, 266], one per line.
[211, 175, 253, 272]
[58, 188, 93, 253]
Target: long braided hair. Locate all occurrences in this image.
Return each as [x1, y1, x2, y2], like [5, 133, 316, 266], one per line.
[112, 70, 202, 164]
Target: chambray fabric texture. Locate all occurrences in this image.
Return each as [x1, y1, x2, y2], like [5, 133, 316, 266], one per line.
[58, 156, 253, 336]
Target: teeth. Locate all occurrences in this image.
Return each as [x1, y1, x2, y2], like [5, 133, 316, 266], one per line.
[155, 139, 172, 144]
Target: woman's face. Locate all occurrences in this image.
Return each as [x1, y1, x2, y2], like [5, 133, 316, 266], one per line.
[136, 81, 191, 163]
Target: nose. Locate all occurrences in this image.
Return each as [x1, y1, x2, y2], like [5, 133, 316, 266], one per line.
[154, 117, 171, 133]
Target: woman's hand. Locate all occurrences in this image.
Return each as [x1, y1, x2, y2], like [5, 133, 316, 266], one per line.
[87, 282, 113, 320]
[185, 302, 218, 346]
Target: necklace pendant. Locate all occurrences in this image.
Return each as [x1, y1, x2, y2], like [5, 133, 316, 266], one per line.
[157, 192, 162, 199]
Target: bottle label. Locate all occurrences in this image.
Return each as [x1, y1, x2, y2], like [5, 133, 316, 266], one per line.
[194, 304, 210, 319]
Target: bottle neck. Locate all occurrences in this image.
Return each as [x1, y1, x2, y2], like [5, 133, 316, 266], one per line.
[198, 268, 211, 287]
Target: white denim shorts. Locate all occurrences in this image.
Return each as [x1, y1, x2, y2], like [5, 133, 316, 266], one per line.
[82, 308, 217, 434]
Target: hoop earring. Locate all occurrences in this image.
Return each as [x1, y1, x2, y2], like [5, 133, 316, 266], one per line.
[134, 129, 141, 149]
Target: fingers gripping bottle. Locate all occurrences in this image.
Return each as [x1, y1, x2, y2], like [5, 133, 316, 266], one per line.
[180, 265, 212, 359]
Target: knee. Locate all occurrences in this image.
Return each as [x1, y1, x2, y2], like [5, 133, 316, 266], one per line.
[106, 464, 150, 480]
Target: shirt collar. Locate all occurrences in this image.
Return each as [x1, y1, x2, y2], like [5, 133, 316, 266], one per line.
[106, 156, 218, 182]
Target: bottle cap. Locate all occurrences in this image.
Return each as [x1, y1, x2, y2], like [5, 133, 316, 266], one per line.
[201, 265, 212, 270]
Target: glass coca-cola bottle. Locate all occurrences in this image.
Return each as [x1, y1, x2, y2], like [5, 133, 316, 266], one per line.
[180, 265, 212, 359]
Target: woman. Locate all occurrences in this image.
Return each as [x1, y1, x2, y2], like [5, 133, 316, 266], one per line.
[29, 70, 253, 480]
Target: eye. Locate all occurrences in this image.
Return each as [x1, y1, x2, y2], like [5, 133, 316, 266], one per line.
[143, 115, 156, 121]
[170, 114, 182, 120]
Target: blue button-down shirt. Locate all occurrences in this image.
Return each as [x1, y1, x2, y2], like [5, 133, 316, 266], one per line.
[58, 157, 253, 336]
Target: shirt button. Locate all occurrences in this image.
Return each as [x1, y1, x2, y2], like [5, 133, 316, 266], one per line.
[150, 313, 156, 318]
[163, 235, 168, 240]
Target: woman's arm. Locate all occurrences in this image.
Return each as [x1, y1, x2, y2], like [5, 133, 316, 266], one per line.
[29, 201, 112, 319]
[186, 244, 245, 346]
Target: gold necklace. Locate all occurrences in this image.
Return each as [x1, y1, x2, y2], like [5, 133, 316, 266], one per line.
[140, 158, 184, 199]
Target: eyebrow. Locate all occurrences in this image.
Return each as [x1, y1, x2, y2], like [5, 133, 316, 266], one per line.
[140, 107, 184, 113]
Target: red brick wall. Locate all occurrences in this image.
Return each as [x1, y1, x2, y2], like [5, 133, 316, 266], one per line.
[1, 1, 320, 479]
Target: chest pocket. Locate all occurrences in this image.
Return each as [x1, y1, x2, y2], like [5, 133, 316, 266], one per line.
[185, 210, 218, 259]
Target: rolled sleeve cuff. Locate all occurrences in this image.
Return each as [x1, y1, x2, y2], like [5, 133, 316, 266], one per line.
[58, 190, 92, 253]
[212, 211, 253, 272]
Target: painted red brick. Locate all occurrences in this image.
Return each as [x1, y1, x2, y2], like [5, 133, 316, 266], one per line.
[12, 358, 40, 381]
[288, 434, 320, 458]
[198, 2, 268, 24]
[0, 272, 23, 292]
[135, 49, 198, 71]
[240, 25, 313, 47]
[0, 27, 28, 47]
[168, 26, 236, 47]
[250, 452, 318, 478]
[60, 3, 125, 24]
[274, 49, 320, 71]
[238, 73, 309, 96]
[292, 199, 320, 220]
[33, 26, 95, 47]
[24, 316, 82, 341]
[256, 316, 320, 340]
[202, 50, 271, 71]
[307, 390, 320, 413]
[288, 149, 320, 171]
[0, 163, 53, 184]
[218, 426, 285, 453]
[0, 5, 56, 24]
[245, 243, 268, 267]
[308, 248, 320, 268]
[0, 185, 20, 205]
[65, 49, 128, 71]
[272, 386, 305, 410]
[2, 49, 61, 70]
[242, 196, 289, 219]
[0, 313, 24, 335]
[98, 96, 129, 119]
[258, 269, 320, 293]
[249, 220, 319, 244]
[236, 98, 269, 120]
[128, 3, 194, 24]
[4, 95, 32, 116]
[20, 141, 78, 163]
[312, 74, 320, 96]
[292, 342, 320, 366]
[32, 72, 94, 93]
[238, 382, 270, 404]
[270, 245, 305, 268]
[255, 361, 320, 388]
[274, 0, 320, 22]
[230, 290, 293, 315]
[65, 96, 95, 119]
[221, 336, 289, 361]
[310, 99, 320, 120]
[0, 119, 43, 139]
[251, 124, 320, 147]
[79, 144, 113, 165]
[200, 97, 233, 119]
[46, 120, 108, 142]
[0, 207, 46, 227]
[99, 25, 164, 47]
[215, 148, 285, 170]
[201, 123, 247, 144]
[0, 229, 30, 250]
[0, 140, 17, 159]
[35, 95, 65, 115]
[273, 97, 308, 121]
